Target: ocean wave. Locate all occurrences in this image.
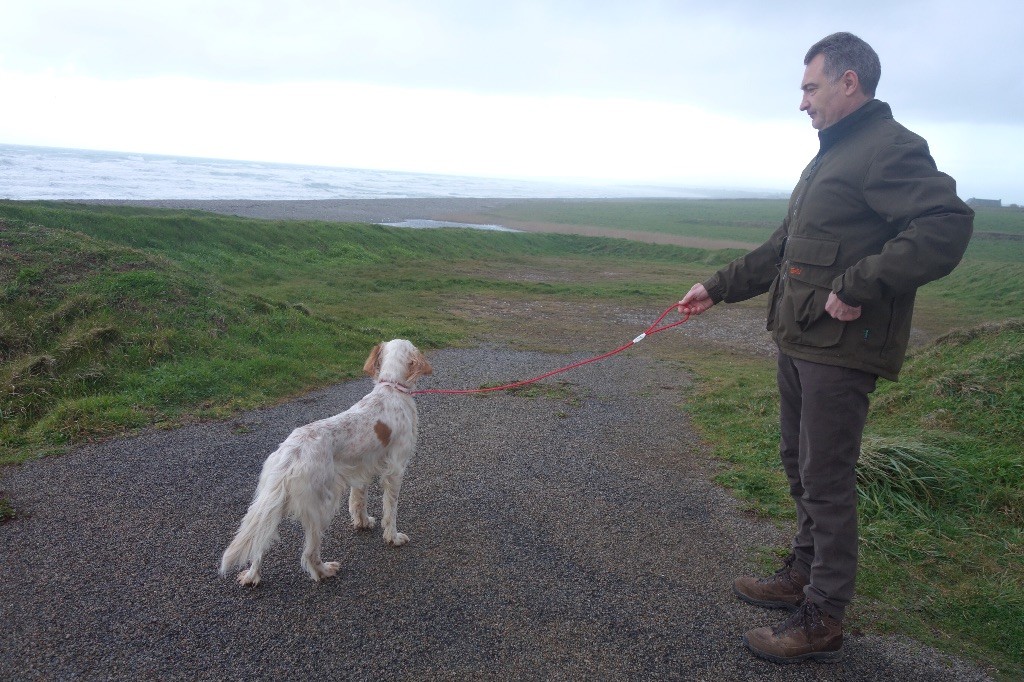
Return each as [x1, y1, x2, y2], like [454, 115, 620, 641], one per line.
[0, 143, 717, 201]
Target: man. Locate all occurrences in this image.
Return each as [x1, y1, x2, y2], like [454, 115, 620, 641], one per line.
[679, 32, 973, 664]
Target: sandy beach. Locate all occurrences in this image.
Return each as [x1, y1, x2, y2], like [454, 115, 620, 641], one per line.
[82, 198, 761, 250]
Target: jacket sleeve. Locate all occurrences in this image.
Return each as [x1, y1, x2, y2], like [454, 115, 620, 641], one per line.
[832, 139, 974, 305]
[704, 222, 788, 304]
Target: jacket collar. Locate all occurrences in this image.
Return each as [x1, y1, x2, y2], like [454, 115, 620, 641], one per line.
[817, 99, 891, 154]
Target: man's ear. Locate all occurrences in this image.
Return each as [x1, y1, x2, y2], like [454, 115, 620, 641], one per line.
[840, 69, 861, 96]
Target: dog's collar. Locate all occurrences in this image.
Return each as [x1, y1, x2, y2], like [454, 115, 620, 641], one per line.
[376, 380, 412, 394]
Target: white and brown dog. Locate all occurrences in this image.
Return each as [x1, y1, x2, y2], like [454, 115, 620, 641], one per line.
[219, 339, 432, 585]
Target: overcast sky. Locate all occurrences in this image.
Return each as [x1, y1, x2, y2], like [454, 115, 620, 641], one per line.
[2, 0, 1021, 202]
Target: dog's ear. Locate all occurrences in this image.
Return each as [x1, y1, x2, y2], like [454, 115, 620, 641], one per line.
[406, 351, 433, 382]
[363, 343, 384, 378]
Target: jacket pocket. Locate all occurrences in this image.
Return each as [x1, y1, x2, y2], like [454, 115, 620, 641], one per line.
[775, 236, 845, 348]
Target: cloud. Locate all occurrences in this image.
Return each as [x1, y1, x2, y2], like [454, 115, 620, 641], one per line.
[3, 0, 1021, 124]
[1, 1, 1021, 201]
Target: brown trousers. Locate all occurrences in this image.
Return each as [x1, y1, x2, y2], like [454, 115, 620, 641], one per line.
[777, 353, 877, 621]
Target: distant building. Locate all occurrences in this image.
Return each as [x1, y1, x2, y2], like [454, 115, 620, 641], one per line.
[967, 198, 1002, 208]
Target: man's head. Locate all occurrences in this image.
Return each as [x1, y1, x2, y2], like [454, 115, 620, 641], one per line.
[800, 32, 880, 130]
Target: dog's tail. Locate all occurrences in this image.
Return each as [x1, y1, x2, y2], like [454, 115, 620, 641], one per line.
[219, 447, 292, 577]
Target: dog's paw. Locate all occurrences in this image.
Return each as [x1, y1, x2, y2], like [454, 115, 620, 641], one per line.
[352, 515, 377, 530]
[313, 561, 341, 581]
[236, 570, 261, 587]
[385, 531, 410, 546]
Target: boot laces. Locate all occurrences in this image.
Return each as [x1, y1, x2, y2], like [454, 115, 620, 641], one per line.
[759, 553, 798, 585]
[772, 600, 825, 636]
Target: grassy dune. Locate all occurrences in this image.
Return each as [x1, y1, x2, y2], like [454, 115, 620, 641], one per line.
[1, 199, 1021, 677]
[0, 200, 724, 461]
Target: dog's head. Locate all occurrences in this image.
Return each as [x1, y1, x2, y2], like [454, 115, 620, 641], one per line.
[363, 339, 433, 386]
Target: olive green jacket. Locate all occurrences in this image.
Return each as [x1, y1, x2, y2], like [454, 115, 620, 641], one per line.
[703, 100, 974, 380]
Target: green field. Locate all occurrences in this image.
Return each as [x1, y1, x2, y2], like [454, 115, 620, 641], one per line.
[482, 198, 787, 244]
[1, 199, 1022, 677]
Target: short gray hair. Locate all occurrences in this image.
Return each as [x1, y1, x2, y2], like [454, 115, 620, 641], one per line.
[804, 32, 881, 98]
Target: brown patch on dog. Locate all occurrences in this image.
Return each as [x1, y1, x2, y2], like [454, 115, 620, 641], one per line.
[374, 420, 392, 446]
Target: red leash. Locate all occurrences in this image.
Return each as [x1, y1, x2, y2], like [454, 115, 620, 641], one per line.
[411, 303, 692, 396]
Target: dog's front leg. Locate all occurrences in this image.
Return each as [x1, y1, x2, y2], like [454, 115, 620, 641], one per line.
[381, 474, 409, 546]
[349, 486, 377, 530]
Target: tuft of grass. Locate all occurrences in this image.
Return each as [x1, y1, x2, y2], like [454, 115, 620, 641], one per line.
[0, 493, 14, 521]
[490, 380, 582, 404]
[856, 436, 966, 521]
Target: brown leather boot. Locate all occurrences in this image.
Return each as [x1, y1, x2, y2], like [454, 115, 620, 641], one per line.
[743, 600, 843, 664]
[733, 553, 808, 611]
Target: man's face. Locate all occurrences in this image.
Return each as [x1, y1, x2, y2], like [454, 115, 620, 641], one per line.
[800, 53, 844, 130]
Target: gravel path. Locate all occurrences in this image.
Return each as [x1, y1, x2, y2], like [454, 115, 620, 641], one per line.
[1, 342, 992, 680]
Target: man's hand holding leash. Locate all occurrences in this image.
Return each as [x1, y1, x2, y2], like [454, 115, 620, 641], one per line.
[677, 283, 715, 316]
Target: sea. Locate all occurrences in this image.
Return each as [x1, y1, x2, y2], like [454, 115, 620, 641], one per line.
[0, 143, 724, 202]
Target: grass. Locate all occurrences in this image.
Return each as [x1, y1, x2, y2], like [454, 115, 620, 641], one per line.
[852, 321, 1023, 676]
[0, 220, 388, 451]
[1, 198, 1022, 677]
[683, 320, 1023, 678]
[476, 198, 786, 244]
[0, 200, 711, 461]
